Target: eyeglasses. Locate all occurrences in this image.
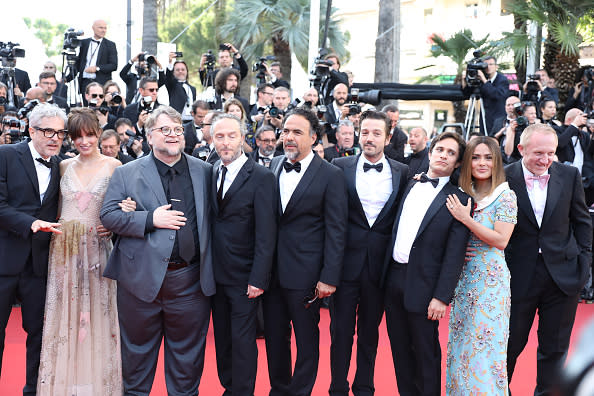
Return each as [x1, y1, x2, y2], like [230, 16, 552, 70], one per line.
[258, 139, 276, 144]
[152, 126, 184, 136]
[90, 93, 104, 99]
[31, 126, 68, 139]
[144, 88, 158, 93]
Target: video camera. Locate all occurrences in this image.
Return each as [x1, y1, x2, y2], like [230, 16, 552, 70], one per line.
[1, 115, 26, 143]
[204, 50, 216, 71]
[345, 88, 383, 115]
[253, 55, 276, 84]
[140, 96, 154, 114]
[465, 50, 488, 88]
[0, 42, 25, 68]
[62, 28, 83, 52]
[513, 102, 529, 127]
[523, 74, 541, 103]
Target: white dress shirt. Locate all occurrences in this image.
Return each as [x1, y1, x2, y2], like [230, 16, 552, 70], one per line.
[570, 135, 584, 173]
[521, 160, 548, 228]
[392, 176, 450, 263]
[28, 141, 52, 203]
[83, 38, 102, 79]
[332, 101, 342, 121]
[258, 151, 275, 167]
[356, 155, 392, 227]
[217, 153, 248, 199]
[279, 151, 315, 212]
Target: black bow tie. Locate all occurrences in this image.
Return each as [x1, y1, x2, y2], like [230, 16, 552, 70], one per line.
[283, 161, 301, 173]
[363, 162, 383, 172]
[91, 39, 100, 44]
[36, 158, 52, 169]
[419, 173, 439, 187]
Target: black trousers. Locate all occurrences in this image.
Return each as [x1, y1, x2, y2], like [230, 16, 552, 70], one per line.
[263, 286, 321, 396]
[329, 266, 384, 396]
[0, 260, 46, 396]
[117, 264, 210, 396]
[384, 265, 441, 396]
[507, 255, 580, 396]
[212, 284, 260, 396]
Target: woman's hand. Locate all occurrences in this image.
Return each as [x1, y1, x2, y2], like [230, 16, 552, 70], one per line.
[446, 194, 472, 224]
[119, 197, 137, 213]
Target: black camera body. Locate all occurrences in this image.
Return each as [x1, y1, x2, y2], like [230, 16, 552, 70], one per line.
[338, 147, 357, 157]
[465, 50, 488, 88]
[1, 116, 24, 144]
[205, 50, 216, 71]
[0, 42, 25, 60]
[513, 102, 528, 127]
[111, 93, 123, 104]
[17, 99, 39, 119]
[125, 129, 142, 148]
[62, 28, 83, 51]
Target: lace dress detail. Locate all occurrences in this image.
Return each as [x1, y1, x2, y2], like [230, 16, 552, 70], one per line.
[37, 160, 122, 396]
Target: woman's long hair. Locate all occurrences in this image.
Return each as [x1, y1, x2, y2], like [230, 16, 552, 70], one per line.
[458, 136, 506, 197]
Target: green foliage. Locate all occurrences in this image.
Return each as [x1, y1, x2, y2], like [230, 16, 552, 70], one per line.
[23, 17, 69, 58]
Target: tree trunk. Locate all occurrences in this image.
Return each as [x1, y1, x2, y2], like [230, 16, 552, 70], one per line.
[552, 52, 580, 115]
[273, 35, 292, 85]
[374, 0, 399, 84]
[513, 12, 526, 86]
[143, 0, 159, 54]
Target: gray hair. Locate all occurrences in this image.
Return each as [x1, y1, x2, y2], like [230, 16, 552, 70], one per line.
[274, 86, 290, 96]
[145, 106, 182, 133]
[211, 113, 247, 137]
[254, 124, 275, 140]
[28, 103, 67, 128]
[337, 119, 354, 132]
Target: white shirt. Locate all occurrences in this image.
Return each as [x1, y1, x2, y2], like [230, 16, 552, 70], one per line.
[194, 125, 204, 143]
[258, 151, 275, 167]
[28, 141, 52, 203]
[279, 151, 315, 212]
[392, 176, 450, 263]
[83, 38, 102, 79]
[570, 135, 584, 173]
[332, 101, 342, 121]
[356, 155, 392, 227]
[217, 153, 248, 198]
[522, 160, 548, 228]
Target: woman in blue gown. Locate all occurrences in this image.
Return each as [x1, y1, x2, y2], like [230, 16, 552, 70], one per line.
[445, 136, 517, 395]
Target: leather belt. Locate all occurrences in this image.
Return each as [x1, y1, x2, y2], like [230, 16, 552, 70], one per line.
[167, 261, 188, 270]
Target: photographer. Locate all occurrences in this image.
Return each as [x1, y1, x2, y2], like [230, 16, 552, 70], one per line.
[84, 82, 115, 130]
[536, 69, 559, 104]
[199, 43, 248, 87]
[263, 86, 291, 130]
[491, 95, 521, 142]
[324, 83, 349, 143]
[103, 81, 126, 119]
[503, 101, 539, 163]
[166, 53, 195, 121]
[119, 52, 165, 104]
[0, 82, 8, 115]
[268, 62, 290, 89]
[99, 129, 133, 164]
[0, 111, 21, 145]
[183, 100, 210, 155]
[303, 87, 319, 106]
[114, 117, 146, 159]
[38, 72, 68, 111]
[318, 53, 349, 104]
[251, 124, 282, 167]
[0, 58, 31, 101]
[382, 104, 407, 163]
[249, 83, 275, 125]
[566, 66, 593, 112]
[211, 68, 249, 112]
[324, 120, 358, 162]
[462, 55, 509, 134]
[557, 108, 590, 173]
[122, 76, 160, 135]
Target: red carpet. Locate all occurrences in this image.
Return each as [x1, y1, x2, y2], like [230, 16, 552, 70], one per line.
[2, 304, 593, 395]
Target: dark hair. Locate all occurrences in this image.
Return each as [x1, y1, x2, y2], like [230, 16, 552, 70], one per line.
[429, 131, 466, 163]
[114, 117, 133, 129]
[215, 68, 240, 95]
[270, 62, 281, 70]
[99, 129, 120, 144]
[191, 100, 210, 113]
[483, 55, 497, 64]
[257, 83, 274, 96]
[139, 76, 158, 89]
[173, 60, 188, 73]
[360, 110, 391, 137]
[38, 72, 57, 82]
[103, 80, 120, 94]
[539, 97, 556, 110]
[381, 104, 399, 113]
[282, 107, 321, 137]
[85, 82, 103, 95]
[325, 53, 341, 68]
[68, 107, 102, 140]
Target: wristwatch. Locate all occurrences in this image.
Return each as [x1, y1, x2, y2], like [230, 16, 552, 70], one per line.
[96, 66, 101, 72]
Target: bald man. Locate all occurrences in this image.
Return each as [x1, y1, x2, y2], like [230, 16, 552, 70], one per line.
[24, 87, 47, 105]
[404, 127, 429, 177]
[76, 19, 118, 97]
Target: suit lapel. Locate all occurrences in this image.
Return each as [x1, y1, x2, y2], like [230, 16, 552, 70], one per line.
[414, 183, 450, 240]
[17, 142, 40, 198]
[272, 156, 285, 215]
[345, 155, 366, 220]
[187, 155, 206, 227]
[211, 160, 220, 213]
[221, 156, 253, 206]
[141, 155, 168, 205]
[541, 163, 563, 227]
[375, 159, 404, 225]
[508, 161, 539, 227]
[283, 154, 321, 217]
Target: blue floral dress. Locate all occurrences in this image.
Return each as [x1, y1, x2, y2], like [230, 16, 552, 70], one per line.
[446, 185, 517, 396]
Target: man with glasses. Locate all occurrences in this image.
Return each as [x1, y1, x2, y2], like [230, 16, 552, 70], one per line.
[123, 76, 161, 136]
[0, 103, 68, 395]
[101, 105, 215, 396]
[250, 83, 275, 125]
[251, 124, 282, 167]
[85, 82, 116, 130]
[38, 72, 68, 112]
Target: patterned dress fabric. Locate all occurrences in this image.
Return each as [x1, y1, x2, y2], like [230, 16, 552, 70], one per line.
[446, 186, 517, 396]
[37, 161, 122, 395]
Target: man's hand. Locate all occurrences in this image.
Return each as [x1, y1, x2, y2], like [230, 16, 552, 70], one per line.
[225, 43, 239, 55]
[31, 220, 62, 234]
[168, 52, 177, 63]
[252, 113, 265, 123]
[427, 298, 447, 321]
[153, 204, 186, 230]
[96, 110, 108, 127]
[132, 53, 142, 63]
[247, 285, 264, 299]
[84, 66, 98, 73]
[96, 224, 111, 238]
[138, 111, 149, 128]
[269, 114, 283, 129]
[477, 69, 488, 84]
[0, 131, 11, 145]
[340, 104, 350, 119]
[131, 138, 144, 156]
[316, 281, 336, 298]
[118, 197, 137, 212]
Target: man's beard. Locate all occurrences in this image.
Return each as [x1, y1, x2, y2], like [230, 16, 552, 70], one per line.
[260, 145, 275, 157]
[155, 144, 183, 157]
[284, 148, 300, 161]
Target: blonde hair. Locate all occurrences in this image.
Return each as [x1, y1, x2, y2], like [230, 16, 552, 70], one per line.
[519, 123, 558, 147]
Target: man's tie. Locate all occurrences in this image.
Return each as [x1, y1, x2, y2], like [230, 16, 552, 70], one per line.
[168, 168, 195, 263]
[419, 173, 439, 187]
[363, 162, 383, 172]
[525, 174, 550, 190]
[91, 39, 100, 44]
[283, 161, 301, 173]
[217, 166, 228, 204]
[36, 158, 52, 169]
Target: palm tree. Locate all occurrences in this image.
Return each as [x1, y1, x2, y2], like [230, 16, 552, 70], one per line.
[218, 0, 349, 84]
[143, 0, 159, 54]
[375, 0, 400, 84]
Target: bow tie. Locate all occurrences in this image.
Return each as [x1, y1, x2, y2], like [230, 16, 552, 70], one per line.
[91, 39, 100, 44]
[363, 162, 383, 172]
[525, 174, 550, 190]
[36, 157, 52, 169]
[283, 161, 301, 173]
[419, 173, 439, 187]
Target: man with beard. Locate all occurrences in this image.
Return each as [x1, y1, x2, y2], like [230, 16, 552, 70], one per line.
[166, 53, 196, 122]
[183, 100, 210, 155]
[211, 68, 249, 113]
[405, 127, 430, 177]
[251, 125, 282, 167]
[325, 83, 349, 144]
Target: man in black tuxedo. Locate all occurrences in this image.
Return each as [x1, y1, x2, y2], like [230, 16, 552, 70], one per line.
[191, 110, 222, 164]
[166, 53, 196, 122]
[264, 107, 348, 396]
[99, 129, 133, 164]
[123, 76, 160, 137]
[505, 124, 592, 396]
[382, 104, 408, 163]
[37, 72, 68, 112]
[404, 127, 429, 177]
[76, 19, 118, 97]
[210, 68, 250, 112]
[268, 62, 290, 89]
[250, 125, 282, 168]
[382, 131, 471, 396]
[329, 110, 408, 396]
[119, 52, 166, 104]
[324, 83, 348, 144]
[199, 42, 248, 88]
[183, 100, 210, 155]
[0, 103, 68, 396]
[210, 114, 277, 396]
[324, 120, 357, 162]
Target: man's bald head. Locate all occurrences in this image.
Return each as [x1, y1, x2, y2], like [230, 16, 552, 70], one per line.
[25, 87, 47, 103]
[92, 20, 108, 40]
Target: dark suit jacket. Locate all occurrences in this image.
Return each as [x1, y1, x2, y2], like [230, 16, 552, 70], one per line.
[48, 95, 69, 112]
[183, 122, 201, 155]
[101, 153, 215, 302]
[1, 68, 31, 94]
[250, 149, 283, 165]
[270, 154, 348, 289]
[119, 62, 165, 104]
[332, 155, 408, 284]
[210, 94, 250, 114]
[0, 141, 60, 276]
[490, 115, 509, 138]
[382, 179, 471, 313]
[385, 127, 407, 163]
[211, 156, 277, 289]
[505, 161, 592, 298]
[556, 125, 591, 164]
[76, 37, 118, 85]
[165, 67, 197, 114]
[463, 72, 509, 134]
[404, 147, 429, 178]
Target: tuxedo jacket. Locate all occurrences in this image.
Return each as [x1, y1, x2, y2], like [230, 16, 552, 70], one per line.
[249, 148, 283, 165]
[270, 154, 348, 289]
[1, 68, 31, 93]
[404, 147, 429, 178]
[332, 155, 409, 284]
[210, 94, 250, 114]
[211, 156, 277, 289]
[382, 179, 471, 313]
[165, 68, 197, 114]
[100, 153, 215, 302]
[183, 122, 201, 155]
[385, 127, 407, 164]
[119, 62, 165, 104]
[463, 72, 509, 133]
[505, 161, 592, 298]
[556, 125, 591, 164]
[0, 141, 60, 276]
[76, 37, 118, 85]
[49, 95, 69, 112]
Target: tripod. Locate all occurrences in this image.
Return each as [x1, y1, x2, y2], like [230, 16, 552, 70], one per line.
[464, 87, 488, 140]
[62, 51, 83, 107]
[0, 65, 18, 108]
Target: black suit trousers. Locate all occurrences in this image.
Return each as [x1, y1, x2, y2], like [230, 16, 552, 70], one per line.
[329, 266, 384, 396]
[212, 284, 260, 396]
[384, 265, 441, 396]
[263, 286, 321, 396]
[0, 259, 46, 396]
[507, 255, 580, 396]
